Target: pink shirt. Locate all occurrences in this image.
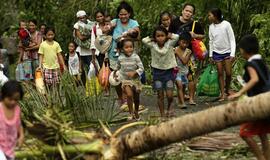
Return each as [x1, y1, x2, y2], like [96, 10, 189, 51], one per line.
[0, 103, 21, 158]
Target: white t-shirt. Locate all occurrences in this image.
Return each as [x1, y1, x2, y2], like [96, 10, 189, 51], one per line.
[68, 53, 80, 75]
[74, 20, 94, 56]
[209, 20, 236, 57]
[90, 23, 103, 56]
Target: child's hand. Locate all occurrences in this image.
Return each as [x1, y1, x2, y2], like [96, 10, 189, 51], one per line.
[228, 92, 242, 100]
[167, 33, 172, 39]
[18, 134, 24, 147]
[230, 56, 235, 62]
[127, 71, 137, 78]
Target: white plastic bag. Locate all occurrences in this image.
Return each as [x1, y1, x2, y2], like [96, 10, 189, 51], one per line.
[0, 149, 7, 160]
[0, 64, 8, 86]
[87, 60, 100, 79]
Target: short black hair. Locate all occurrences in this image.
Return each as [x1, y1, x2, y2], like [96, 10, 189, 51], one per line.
[179, 32, 192, 42]
[117, 38, 134, 50]
[29, 19, 38, 25]
[153, 26, 168, 39]
[68, 41, 78, 48]
[44, 27, 55, 35]
[95, 10, 105, 18]
[183, 3, 196, 14]
[19, 20, 27, 26]
[40, 23, 47, 27]
[209, 8, 223, 22]
[116, 1, 134, 18]
[1, 80, 24, 100]
[239, 34, 259, 54]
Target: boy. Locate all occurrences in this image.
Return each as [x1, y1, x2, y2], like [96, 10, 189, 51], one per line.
[175, 32, 192, 108]
[229, 34, 270, 160]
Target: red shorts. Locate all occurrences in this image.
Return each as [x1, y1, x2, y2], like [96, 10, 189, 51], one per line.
[240, 120, 270, 137]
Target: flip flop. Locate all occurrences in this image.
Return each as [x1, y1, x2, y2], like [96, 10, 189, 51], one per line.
[189, 102, 197, 105]
[178, 104, 187, 109]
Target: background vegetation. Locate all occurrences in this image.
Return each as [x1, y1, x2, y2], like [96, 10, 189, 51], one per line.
[0, 0, 269, 81]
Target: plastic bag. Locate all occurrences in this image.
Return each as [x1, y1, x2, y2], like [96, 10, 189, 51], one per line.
[191, 21, 208, 60]
[87, 60, 100, 79]
[0, 70, 8, 86]
[86, 60, 101, 96]
[197, 65, 220, 97]
[35, 69, 46, 94]
[15, 63, 25, 81]
[98, 62, 111, 89]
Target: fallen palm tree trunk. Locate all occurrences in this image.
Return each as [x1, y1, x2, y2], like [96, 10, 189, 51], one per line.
[106, 92, 270, 160]
[16, 140, 103, 158]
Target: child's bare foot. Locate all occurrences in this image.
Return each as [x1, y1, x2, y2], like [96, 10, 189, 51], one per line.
[178, 104, 187, 109]
[218, 95, 226, 102]
[189, 100, 196, 105]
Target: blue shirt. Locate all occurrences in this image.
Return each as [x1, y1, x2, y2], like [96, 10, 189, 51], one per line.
[109, 19, 139, 61]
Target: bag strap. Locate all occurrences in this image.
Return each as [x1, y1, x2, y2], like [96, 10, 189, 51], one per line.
[191, 21, 197, 33]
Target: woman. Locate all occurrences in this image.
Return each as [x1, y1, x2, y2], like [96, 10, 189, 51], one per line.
[110, 1, 140, 105]
[169, 3, 205, 105]
[18, 19, 42, 80]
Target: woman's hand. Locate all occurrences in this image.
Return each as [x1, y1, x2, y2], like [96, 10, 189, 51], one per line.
[230, 56, 235, 62]
[189, 31, 196, 39]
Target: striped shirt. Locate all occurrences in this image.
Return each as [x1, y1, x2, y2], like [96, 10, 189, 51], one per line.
[116, 53, 144, 80]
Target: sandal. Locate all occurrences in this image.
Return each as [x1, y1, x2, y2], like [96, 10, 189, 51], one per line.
[178, 104, 187, 109]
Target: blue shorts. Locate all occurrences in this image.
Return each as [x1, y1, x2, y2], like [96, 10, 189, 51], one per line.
[175, 73, 188, 85]
[152, 68, 174, 91]
[153, 80, 174, 91]
[213, 52, 231, 62]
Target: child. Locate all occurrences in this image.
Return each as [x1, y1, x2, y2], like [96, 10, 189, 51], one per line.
[0, 80, 24, 160]
[229, 35, 270, 160]
[142, 26, 179, 117]
[18, 20, 31, 47]
[67, 42, 82, 82]
[38, 27, 66, 86]
[114, 39, 144, 120]
[208, 8, 236, 101]
[175, 32, 192, 108]
[159, 11, 172, 31]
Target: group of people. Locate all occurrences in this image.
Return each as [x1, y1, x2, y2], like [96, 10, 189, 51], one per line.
[0, 1, 268, 160]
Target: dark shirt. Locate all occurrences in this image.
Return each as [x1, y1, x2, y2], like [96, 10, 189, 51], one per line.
[169, 16, 204, 35]
[243, 59, 270, 97]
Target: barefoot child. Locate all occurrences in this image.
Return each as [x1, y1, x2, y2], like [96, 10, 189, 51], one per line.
[38, 27, 66, 86]
[67, 42, 82, 82]
[208, 8, 236, 101]
[159, 11, 172, 31]
[229, 35, 270, 160]
[142, 26, 179, 117]
[175, 32, 192, 108]
[114, 39, 144, 120]
[0, 80, 24, 160]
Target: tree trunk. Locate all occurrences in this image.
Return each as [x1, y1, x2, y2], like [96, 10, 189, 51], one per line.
[107, 92, 270, 160]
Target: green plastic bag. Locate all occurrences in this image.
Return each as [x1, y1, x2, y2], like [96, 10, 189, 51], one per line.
[197, 65, 220, 97]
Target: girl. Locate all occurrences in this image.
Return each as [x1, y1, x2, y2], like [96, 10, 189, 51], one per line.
[38, 27, 66, 86]
[159, 11, 171, 31]
[0, 80, 24, 160]
[67, 42, 82, 82]
[114, 39, 144, 120]
[175, 32, 192, 108]
[208, 8, 236, 101]
[142, 26, 179, 117]
[229, 35, 270, 160]
[109, 1, 140, 105]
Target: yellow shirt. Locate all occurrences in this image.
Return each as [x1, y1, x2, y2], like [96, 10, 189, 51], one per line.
[38, 41, 62, 69]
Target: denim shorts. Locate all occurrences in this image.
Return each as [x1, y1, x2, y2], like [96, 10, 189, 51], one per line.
[152, 68, 174, 91]
[175, 73, 188, 85]
[153, 79, 174, 91]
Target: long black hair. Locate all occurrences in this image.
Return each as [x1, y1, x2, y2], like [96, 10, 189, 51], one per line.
[116, 1, 134, 19]
[209, 8, 223, 22]
[159, 11, 171, 25]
